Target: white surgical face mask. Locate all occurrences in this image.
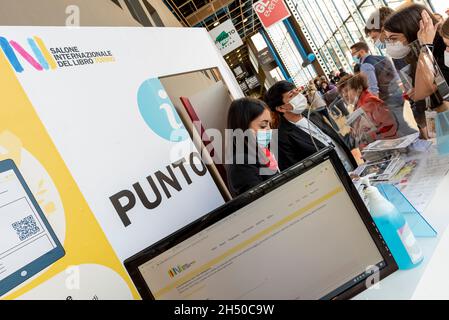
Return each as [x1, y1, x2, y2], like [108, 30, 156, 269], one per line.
[445, 50, 449, 68]
[386, 41, 411, 59]
[288, 93, 308, 114]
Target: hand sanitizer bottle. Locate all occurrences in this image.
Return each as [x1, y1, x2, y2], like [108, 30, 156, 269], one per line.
[362, 178, 424, 270]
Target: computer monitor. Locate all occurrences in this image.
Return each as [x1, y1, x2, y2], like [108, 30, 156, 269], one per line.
[125, 147, 397, 300]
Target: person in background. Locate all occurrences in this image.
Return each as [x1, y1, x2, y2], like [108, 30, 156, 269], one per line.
[322, 81, 350, 117]
[350, 41, 417, 136]
[329, 71, 339, 85]
[319, 75, 328, 87]
[365, 6, 395, 51]
[364, 6, 415, 75]
[306, 84, 340, 131]
[265, 81, 357, 172]
[319, 79, 336, 95]
[363, 6, 438, 138]
[226, 98, 279, 197]
[338, 68, 349, 78]
[338, 74, 398, 150]
[384, 4, 449, 98]
[384, 5, 449, 111]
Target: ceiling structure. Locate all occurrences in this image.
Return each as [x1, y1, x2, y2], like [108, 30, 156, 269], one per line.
[163, 0, 262, 69]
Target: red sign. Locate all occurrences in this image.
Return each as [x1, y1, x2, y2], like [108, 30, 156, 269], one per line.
[253, 0, 291, 29]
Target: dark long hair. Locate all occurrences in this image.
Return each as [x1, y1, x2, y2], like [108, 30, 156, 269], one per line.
[384, 4, 437, 44]
[227, 98, 268, 131]
[226, 98, 270, 163]
[384, 4, 441, 83]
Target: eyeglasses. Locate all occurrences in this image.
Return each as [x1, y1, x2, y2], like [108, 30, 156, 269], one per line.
[384, 35, 406, 44]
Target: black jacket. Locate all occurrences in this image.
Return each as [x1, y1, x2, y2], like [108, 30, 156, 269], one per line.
[277, 112, 357, 171]
[226, 147, 278, 197]
[434, 34, 449, 85]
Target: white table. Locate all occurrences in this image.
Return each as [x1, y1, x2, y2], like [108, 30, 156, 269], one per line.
[354, 150, 449, 300]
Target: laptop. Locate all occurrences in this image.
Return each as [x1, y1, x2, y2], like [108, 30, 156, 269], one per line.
[125, 147, 397, 300]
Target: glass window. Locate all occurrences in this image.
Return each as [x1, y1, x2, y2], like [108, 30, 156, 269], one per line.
[346, 17, 363, 43]
[384, 0, 407, 9]
[266, 22, 317, 87]
[428, 0, 448, 16]
[331, 0, 350, 21]
[285, 0, 439, 77]
[359, 1, 377, 21]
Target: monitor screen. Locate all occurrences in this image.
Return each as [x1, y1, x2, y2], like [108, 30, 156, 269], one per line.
[128, 152, 395, 300]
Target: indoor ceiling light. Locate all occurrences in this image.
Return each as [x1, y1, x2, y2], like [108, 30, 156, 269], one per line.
[243, 18, 248, 23]
[213, 21, 219, 27]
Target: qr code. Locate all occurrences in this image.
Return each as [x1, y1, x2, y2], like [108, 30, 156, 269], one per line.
[12, 215, 40, 241]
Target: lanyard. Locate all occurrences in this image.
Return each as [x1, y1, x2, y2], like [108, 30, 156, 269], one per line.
[298, 120, 334, 147]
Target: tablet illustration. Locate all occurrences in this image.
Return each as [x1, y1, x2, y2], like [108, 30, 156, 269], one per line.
[0, 159, 65, 297]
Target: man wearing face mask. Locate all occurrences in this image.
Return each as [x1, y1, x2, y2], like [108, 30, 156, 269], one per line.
[265, 81, 357, 172]
[365, 7, 395, 52]
[351, 42, 417, 136]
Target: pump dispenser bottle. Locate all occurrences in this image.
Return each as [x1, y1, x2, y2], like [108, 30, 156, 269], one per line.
[361, 177, 423, 269]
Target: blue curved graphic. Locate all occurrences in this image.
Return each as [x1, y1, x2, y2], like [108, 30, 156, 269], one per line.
[28, 38, 49, 70]
[137, 78, 188, 142]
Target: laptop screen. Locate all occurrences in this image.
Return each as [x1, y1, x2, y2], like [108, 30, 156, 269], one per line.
[131, 155, 392, 300]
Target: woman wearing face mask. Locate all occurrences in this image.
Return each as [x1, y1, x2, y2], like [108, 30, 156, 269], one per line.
[265, 81, 357, 172]
[226, 98, 279, 197]
[364, 6, 412, 73]
[338, 74, 398, 150]
[384, 5, 449, 110]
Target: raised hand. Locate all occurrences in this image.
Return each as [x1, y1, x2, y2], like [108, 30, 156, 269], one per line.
[418, 10, 442, 45]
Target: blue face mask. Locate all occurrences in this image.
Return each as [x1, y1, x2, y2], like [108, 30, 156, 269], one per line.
[257, 130, 272, 148]
[352, 55, 361, 64]
[375, 39, 386, 50]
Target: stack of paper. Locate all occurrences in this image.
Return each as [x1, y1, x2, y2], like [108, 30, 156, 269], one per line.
[362, 133, 420, 161]
[353, 155, 406, 182]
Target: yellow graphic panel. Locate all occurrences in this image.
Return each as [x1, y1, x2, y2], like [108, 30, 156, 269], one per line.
[0, 50, 139, 300]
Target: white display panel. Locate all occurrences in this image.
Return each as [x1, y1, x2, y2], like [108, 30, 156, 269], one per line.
[0, 26, 241, 261]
